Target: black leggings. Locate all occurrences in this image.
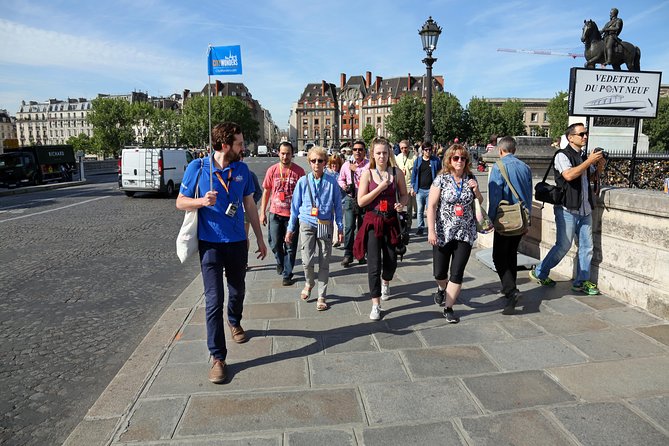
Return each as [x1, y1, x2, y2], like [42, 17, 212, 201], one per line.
[433, 240, 472, 284]
[366, 228, 397, 297]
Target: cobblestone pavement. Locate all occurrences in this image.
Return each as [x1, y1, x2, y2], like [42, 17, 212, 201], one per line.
[0, 180, 200, 445]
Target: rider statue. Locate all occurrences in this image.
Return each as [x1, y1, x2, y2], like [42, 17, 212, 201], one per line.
[601, 7, 623, 66]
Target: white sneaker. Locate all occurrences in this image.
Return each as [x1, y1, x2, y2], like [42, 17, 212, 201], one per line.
[369, 305, 382, 321]
[381, 282, 390, 301]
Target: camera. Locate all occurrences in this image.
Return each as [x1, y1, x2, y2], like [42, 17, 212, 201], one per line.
[594, 147, 609, 160]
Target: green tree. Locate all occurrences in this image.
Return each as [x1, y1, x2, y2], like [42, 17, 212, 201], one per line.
[432, 92, 466, 144]
[385, 95, 425, 143]
[147, 108, 181, 147]
[66, 133, 93, 154]
[498, 99, 526, 136]
[644, 96, 669, 152]
[181, 96, 259, 148]
[466, 97, 502, 144]
[362, 124, 376, 148]
[87, 97, 134, 157]
[129, 101, 155, 146]
[546, 91, 569, 139]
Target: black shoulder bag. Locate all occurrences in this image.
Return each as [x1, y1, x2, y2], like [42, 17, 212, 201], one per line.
[535, 151, 565, 207]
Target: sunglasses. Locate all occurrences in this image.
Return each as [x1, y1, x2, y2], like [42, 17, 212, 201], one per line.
[573, 131, 588, 137]
[310, 159, 325, 164]
[352, 148, 365, 152]
[451, 155, 467, 162]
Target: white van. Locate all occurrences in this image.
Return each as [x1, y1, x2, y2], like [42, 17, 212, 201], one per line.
[257, 145, 269, 157]
[118, 147, 190, 197]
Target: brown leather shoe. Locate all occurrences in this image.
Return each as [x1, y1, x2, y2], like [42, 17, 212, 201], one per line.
[230, 325, 247, 343]
[208, 359, 226, 384]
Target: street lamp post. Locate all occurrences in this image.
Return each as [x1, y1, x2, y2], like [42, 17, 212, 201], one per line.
[419, 16, 442, 144]
[348, 103, 355, 148]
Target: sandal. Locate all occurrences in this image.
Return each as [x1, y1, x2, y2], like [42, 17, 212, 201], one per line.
[300, 286, 312, 301]
[316, 297, 329, 311]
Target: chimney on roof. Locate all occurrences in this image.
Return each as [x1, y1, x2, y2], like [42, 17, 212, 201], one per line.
[340, 73, 346, 89]
[366, 71, 372, 88]
[321, 80, 326, 97]
[216, 80, 223, 96]
[183, 89, 190, 100]
[375, 76, 382, 91]
[408, 74, 411, 90]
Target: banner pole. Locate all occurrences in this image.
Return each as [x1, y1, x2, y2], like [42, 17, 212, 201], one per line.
[207, 45, 213, 191]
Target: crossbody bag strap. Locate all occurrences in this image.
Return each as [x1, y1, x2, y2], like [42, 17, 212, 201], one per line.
[542, 151, 560, 182]
[306, 173, 316, 207]
[495, 160, 522, 203]
[393, 166, 400, 203]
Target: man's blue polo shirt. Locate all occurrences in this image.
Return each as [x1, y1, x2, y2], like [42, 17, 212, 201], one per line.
[179, 156, 254, 243]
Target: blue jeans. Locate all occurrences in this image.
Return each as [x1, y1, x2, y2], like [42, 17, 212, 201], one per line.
[343, 195, 363, 258]
[199, 239, 247, 361]
[535, 206, 593, 286]
[415, 188, 430, 230]
[268, 213, 298, 279]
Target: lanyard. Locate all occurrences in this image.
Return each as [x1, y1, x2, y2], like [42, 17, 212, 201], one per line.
[214, 169, 233, 196]
[308, 173, 323, 208]
[452, 176, 465, 201]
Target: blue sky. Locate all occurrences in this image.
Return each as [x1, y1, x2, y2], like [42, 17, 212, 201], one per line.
[1, 0, 667, 130]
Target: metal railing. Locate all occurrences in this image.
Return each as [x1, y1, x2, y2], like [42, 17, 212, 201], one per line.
[600, 151, 669, 190]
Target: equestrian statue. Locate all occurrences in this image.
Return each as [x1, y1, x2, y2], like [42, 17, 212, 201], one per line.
[581, 8, 641, 72]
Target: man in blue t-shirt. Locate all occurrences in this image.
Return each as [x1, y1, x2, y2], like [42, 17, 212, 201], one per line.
[176, 122, 267, 384]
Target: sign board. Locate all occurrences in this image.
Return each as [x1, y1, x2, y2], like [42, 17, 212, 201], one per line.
[568, 68, 662, 118]
[207, 45, 243, 76]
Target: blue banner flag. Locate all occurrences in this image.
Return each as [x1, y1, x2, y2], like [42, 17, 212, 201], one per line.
[208, 45, 243, 75]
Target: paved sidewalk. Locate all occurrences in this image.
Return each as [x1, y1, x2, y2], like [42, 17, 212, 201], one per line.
[65, 225, 669, 445]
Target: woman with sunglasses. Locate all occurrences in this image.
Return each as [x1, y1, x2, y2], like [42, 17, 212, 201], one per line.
[285, 147, 344, 311]
[426, 144, 483, 323]
[354, 137, 408, 320]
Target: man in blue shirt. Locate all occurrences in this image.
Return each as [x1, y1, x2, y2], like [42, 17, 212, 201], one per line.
[176, 122, 267, 384]
[487, 136, 533, 315]
[411, 142, 442, 236]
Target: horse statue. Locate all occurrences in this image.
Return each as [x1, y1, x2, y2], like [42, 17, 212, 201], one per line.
[581, 19, 640, 71]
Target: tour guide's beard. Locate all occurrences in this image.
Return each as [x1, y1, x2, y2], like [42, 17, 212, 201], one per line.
[223, 149, 241, 163]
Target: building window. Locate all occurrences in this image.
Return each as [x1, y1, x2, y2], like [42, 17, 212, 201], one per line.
[326, 119, 330, 125]
[366, 117, 372, 124]
[544, 113, 549, 122]
[530, 113, 538, 122]
[314, 119, 319, 125]
[376, 117, 381, 124]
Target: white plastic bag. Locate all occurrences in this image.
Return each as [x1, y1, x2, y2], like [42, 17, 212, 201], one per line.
[176, 210, 198, 263]
[176, 159, 203, 263]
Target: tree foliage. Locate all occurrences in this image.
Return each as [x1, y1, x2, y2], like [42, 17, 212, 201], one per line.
[644, 96, 669, 152]
[546, 91, 569, 139]
[87, 97, 135, 157]
[385, 95, 425, 143]
[499, 99, 526, 137]
[362, 124, 376, 148]
[432, 92, 466, 145]
[466, 97, 501, 144]
[180, 96, 259, 148]
[66, 133, 93, 154]
[147, 108, 181, 147]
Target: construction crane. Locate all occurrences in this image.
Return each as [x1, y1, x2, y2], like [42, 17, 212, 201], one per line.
[497, 48, 584, 59]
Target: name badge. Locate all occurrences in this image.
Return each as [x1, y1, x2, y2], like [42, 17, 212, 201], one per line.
[379, 200, 388, 212]
[311, 207, 319, 217]
[454, 204, 464, 217]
